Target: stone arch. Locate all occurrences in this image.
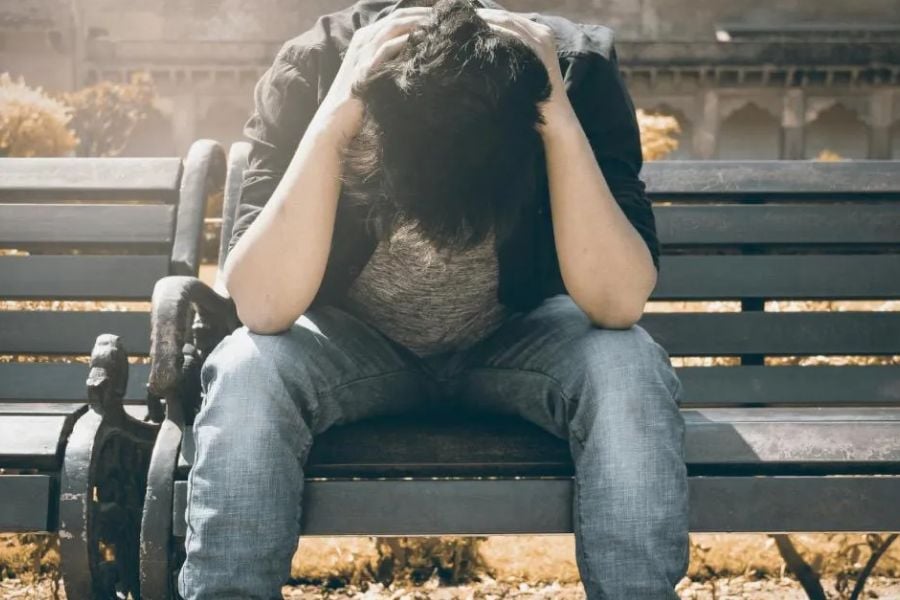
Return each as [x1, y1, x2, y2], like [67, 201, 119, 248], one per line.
[640, 103, 694, 160]
[716, 101, 781, 159]
[804, 102, 870, 159]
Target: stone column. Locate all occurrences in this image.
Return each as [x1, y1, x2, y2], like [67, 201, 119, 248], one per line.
[868, 89, 894, 159]
[781, 89, 805, 159]
[692, 89, 719, 159]
[170, 92, 198, 157]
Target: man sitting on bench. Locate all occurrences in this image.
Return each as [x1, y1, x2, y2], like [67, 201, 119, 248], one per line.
[178, 1, 688, 598]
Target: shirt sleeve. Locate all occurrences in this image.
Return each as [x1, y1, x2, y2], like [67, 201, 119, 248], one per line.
[227, 44, 321, 255]
[542, 37, 661, 300]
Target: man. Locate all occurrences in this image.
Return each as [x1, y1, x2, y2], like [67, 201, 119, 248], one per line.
[178, 0, 689, 598]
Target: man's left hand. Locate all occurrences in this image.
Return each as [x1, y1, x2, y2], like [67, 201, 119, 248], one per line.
[476, 8, 574, 131]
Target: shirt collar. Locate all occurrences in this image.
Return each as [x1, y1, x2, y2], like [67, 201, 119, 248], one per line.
[376, 0, 506, 22]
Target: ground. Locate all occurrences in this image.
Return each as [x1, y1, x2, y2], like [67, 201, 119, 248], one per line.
[4, 575, 900, 599]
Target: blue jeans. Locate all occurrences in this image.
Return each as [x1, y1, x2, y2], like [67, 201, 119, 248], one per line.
[177, 294, 689, 599]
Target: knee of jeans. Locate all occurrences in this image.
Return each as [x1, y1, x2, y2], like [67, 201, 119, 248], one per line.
[202, 327, 283, 382]
[198, 326, 307, 414]
[194, 327, 310, 444]
[571, 325, 683, 428]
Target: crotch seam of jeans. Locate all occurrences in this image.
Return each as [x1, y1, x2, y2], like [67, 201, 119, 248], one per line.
[461, 365, 587, 447]
[322, 367, 428, 396]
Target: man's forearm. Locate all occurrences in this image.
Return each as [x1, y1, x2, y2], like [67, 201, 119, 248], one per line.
[541, 104, 657, 329]
[222, 113, 347, 334]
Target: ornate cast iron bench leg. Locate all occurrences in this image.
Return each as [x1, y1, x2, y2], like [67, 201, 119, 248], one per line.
[59, 334, 159, 599]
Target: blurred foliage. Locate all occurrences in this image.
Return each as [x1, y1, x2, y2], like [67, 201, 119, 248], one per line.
[57, 72, 159, 157]
[373, 536, 490, 585]
[0, 72, 78, 157]
[0, 71, 158, 158]
[815, 148, 844, 161]
[637, 108, 681, 161]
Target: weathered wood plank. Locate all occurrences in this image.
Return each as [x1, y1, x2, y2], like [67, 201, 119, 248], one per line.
[643, 160, 900, 196]
[177, 407, 900, 477]
[0, 312, 150, 355]
[653, 255, 900, 299]
[638, 312, 900, 356]
[0, 475, 53, 532]
[0, 158, 181, 193]
[677, 365, 900, 407]
[0, 204, 175, 245]
[171, 475, 900, 536]
[0, 255, 168, 299]
[0, 363, 150, 402]
[654, 204, 900, 245]
[0, 408, 87, 470]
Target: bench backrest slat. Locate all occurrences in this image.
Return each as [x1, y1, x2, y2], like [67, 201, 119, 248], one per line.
[0, 311, 150, 355]
[0, 204, 176, 248]
[641, 312, 900, 356]
[653, 204, 900, 246]
[654, 255, 900, 300]
[0, 363, 150, 403]
[642, 160, 900, 195]
[0, 255, 170, 300]
[0, 158, 183, 194]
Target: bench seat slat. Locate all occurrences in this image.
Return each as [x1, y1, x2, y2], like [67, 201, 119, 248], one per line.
[177, 407, 900, 477]
[0, 255, 169, 300]
[0, 312, 151, 355]
[639, 312, 900, 356]
[653, 255, 900, 299]
[0, 157, 182, 193]
[0, 204, 175, 246]
[0, 364, 150, 402]
[655, 204, 900, 245]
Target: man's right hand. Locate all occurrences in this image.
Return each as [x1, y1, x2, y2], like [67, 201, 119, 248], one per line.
[318, 7, 433, 143]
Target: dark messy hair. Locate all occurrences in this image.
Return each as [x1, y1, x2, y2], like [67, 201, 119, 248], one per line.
[341, 0, 553, 251]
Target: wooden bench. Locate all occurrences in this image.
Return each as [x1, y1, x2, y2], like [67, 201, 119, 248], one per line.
[0, 140, 225, 600]
[137, 144, 900, 598]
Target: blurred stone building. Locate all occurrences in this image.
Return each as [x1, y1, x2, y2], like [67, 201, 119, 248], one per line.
[3, 0, 899, 159]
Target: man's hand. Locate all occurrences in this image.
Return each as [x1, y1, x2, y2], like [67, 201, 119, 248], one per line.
[319, 7, 433, 144]
[475, 8, 575, 133]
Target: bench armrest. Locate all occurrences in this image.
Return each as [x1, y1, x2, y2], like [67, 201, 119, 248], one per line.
[148, 275, 240, 424]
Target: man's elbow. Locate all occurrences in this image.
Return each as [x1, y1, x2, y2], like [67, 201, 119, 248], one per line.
[573, 288, 647, 330]
[584, 303, 644, 329]
[224, 269, 306, 335]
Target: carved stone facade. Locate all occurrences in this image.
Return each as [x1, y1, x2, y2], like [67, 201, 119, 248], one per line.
[2, 0, 898, 159]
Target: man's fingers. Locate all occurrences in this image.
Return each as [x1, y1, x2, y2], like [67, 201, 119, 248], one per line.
[486, 21, 539, 51]
[480, 11, 542, 47]
[372, 13, 431, 45]
[372, 32, 412, 65]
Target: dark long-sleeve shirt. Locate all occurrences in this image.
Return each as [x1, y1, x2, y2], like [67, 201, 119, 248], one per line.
[229, 0, 660, 313]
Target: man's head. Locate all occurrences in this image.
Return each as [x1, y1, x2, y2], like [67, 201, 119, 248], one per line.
[341, 0, 552, 251]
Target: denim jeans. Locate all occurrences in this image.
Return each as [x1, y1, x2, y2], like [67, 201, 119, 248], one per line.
[177, 293, 689, 599]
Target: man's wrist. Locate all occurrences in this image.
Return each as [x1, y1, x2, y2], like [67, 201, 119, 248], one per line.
[539, 96, 581, 144]
[305, 104, 361, 152]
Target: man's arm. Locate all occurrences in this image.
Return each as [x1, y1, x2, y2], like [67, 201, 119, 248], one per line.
[540, 42, 660, 328]
[478, 12, 660, 328]
[222, 45, 346, 334]
[222, 10, 433, 334]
